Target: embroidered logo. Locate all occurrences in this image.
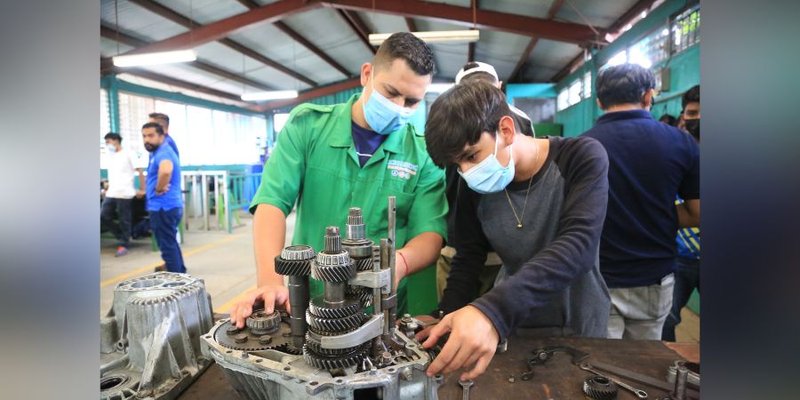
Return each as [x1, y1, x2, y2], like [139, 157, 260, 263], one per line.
[387, 160, 417, 180]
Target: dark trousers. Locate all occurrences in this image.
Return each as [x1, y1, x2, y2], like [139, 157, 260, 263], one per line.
[150, 207, 186, 273]
[101, 197, 132, 247]
[661, 257, 700, 341]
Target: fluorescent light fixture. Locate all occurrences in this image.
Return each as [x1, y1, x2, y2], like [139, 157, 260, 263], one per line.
[241, 90, 299, 101]
[112, 49, 197, 67]
[369, 30, 480, 46]
[426, 83, 455, 93]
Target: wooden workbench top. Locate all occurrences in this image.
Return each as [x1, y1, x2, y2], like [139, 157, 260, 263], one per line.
[181, 336, 698, 399]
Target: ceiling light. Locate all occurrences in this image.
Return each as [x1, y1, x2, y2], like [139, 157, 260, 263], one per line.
[112, 50, 197, 67]
[241, 90, 299, 101]
[369, 30, 480, 46]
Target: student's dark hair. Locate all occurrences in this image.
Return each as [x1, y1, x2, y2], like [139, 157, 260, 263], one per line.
[373, 32, 435, 76]
[104, 132, 122, 143]
[682, 85, 700, 109]
[659, 114, 677, 126]
[142, 122, 164, 135]
[148, 112, 170, 126]
[596, 63, 656, 108]
[425, 80, 512, 168]
[458, 62, 497, 84]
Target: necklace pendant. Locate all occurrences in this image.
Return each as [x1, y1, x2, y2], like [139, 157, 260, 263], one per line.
[516, 223, 523, 229]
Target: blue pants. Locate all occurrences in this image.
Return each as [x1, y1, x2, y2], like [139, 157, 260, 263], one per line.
[149, 207, 186, 273]
[101, 197, 132, 247]
[661, 257, 700, 341]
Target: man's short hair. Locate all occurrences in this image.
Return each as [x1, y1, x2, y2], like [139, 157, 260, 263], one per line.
[148, 112, 170, 126]
[142, 122, 164, 135]
[425, 80, 512, 168]
[104, 132, 122, 143]
[455, 61, 499, 85]
[682, 85, 700, 110]
[596, 63, 656, 108]
[373, 32, 435, 76]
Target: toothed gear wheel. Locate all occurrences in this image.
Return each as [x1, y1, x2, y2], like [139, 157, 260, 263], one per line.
[311, 261, 356, 282]
[582, 375, 618, 400]
[214, 320, 292, 352]
[272, 342, 303, 355]
[346, 285, 373, 308]
[245, 310, 281, 334]
[303, 343, 369, 370]
[306, 310, 365, 333]
[304, 331, 365, 356]
[274, 258, 312, 276]
[307, 296, 361, 319]
[351, 256, 374, 271]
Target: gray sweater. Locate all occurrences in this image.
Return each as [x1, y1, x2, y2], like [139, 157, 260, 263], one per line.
[439, 136, 611, 339]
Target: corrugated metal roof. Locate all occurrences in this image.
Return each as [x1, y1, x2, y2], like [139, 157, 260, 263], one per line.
[100, 0, 663, 109]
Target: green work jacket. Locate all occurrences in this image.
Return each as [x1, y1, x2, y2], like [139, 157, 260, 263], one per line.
[250, 94, 448, 312]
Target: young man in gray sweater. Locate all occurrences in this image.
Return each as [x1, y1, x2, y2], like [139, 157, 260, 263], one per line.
[419, 80, 610, 381]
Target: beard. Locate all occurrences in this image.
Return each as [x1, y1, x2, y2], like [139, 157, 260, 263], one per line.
[144, 142, 160, 152]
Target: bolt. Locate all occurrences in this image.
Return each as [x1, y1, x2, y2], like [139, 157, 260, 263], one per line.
[226, 325, 240, 336]
[234, 333, 248, 343]
[258, 335, 272, 345]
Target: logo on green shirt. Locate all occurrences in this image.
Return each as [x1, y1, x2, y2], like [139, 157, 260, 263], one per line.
[387, 160, 418, 180]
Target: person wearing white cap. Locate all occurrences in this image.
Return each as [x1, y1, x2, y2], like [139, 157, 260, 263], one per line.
[435, 62, 536, 303]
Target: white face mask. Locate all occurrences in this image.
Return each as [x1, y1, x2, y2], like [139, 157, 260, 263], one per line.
[457, 132, 515, 194]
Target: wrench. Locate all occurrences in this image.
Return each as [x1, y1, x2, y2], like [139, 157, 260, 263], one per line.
[458, 379, 473, 400]
[579, 362, 648, 399]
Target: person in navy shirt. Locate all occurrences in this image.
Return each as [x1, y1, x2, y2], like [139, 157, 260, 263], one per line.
[582, 64, 700, 340]
[142, 122, 186, 273]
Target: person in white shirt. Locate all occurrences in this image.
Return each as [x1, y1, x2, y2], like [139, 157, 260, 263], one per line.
[101, 132, 144, 257]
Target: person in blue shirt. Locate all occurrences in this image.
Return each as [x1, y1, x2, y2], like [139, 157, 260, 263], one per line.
[148, 112, 179, 157]
[662, 85, 701, 341]
[142, 122, 185, 273]
[582, 64, 700, 340]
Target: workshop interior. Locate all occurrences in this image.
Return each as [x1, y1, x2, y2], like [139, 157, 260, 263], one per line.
[100, 0, 702, 399]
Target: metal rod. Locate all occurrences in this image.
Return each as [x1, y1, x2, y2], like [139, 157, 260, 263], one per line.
[379, 239, 390, 338]
[287, 275, 309, 349]
[386, 196, 397, 330]
[323, 282, 346, 304]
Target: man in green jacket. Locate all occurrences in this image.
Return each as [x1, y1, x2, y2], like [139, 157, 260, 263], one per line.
[231, 32, 447, 327]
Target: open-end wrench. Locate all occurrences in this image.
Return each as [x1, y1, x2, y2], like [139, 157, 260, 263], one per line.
[458, 379, 473, 400]
[579, 362, 648, 399]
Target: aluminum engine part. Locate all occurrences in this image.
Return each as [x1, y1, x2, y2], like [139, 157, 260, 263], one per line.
[100, 272, 213, 400]
[202, 322, 442, 400]
[202, 197, 442, 399]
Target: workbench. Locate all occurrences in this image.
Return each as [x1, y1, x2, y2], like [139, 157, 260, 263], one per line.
[179, 336, 699, 399]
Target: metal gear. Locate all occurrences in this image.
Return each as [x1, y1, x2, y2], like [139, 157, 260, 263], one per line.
[214, 320, 293, 352]
[302, 342, 369, 370]
[311, 261, 356, 282]
[245, 310, 281, 335]
[346, 285, 373, 308]
[582, 375, 618, 400]
[274, 245, 314, 276]
[304, 331, 365, 356]
[351, 256, 374, 271]
[306, 309, 365, 333]
[307, 296, 361, 319]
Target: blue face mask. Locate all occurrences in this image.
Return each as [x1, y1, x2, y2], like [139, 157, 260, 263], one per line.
[363, 79, 415, 135]
[106, 144, 117, 154]
[458, 133, 515, 194]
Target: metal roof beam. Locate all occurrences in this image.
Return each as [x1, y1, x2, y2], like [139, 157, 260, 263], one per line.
[337, 9, 376, 55]
[257, 77, 361, 112]
[101, 24, 279, 92]
[321, 0, 604, 45]
[508, 0, 565, 82]
[122, 0, 318, 55]
[127, 0, 316, 87]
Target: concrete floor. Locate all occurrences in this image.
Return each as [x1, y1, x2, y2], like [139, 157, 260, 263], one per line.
[99, 211, 700, 344]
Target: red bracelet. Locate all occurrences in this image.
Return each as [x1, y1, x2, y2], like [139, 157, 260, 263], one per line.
[397, 251, 409, 277]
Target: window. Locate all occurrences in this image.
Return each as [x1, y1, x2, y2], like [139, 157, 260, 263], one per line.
[111, 92, 266, 167]
[557, 89, 569, 111]
[273, 113, 290, 136]
[583, 71, 592, 99]
[100, 89, 111, 169]
[568, 80, 582, 106]
[672, 7, 700, 54]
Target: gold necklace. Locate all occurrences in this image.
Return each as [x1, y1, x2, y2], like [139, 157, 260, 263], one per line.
[504, 139, 540, 229]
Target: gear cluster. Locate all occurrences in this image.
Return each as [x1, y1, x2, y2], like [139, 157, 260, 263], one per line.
[582, 375, 619, 400]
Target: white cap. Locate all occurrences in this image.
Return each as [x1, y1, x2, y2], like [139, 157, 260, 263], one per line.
[454, 61, 499, 84]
